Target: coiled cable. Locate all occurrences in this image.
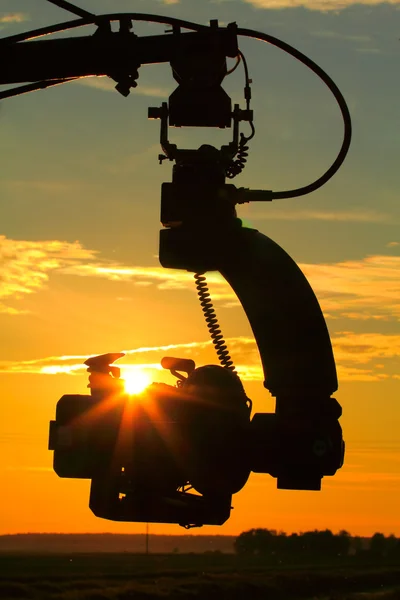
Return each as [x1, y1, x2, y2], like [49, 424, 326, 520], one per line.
[194, 273, 236, 373]
[225, 50, 255, 179]
[226, 133, 250, 179]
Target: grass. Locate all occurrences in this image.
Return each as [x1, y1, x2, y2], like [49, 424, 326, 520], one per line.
[0, 554, 399, 599]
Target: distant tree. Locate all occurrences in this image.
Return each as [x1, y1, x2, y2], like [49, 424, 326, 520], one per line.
[369, 533, 399, 558]
[352, 536, 364, 555]
[388, 536, 400, 558]
[336, 530, 352, 556]
[234, 528, 278, 556]
[386, 535, 398, 557]
[370, 532, 387, 557]
[235, 528, 351, 561]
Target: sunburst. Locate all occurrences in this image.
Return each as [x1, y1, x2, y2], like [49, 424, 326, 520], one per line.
[123, 368, 151, 396]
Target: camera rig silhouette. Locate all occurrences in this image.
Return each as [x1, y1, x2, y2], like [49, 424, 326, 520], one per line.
[1, 0, 352, 528]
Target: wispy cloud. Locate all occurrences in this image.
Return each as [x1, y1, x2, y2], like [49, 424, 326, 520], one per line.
[65, 252, 400, 322]
[301, 255, 400, 321]
[310, 31, 372, 43]
[323, 470, 400, 492]
[76, 77, 170, 98]
[4, 179, 98, 194]
[62, 262, 225, 289]
[355, 47, 383, 54]
[246, 208, 394, 224]
[0, 337, 260, 381]
[5, 466, 53, 473]
[1, 333, 399, 383]
[0, 236, 97, 314]
[333, 332, 400, 366]
[243, 0, 400, 11]
[3, 236, 400, 323]
[0, 235, 230, 314]
[0, 13, 28, 24]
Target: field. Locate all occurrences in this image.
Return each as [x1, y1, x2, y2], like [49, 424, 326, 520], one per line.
[1, 554, 400, 600]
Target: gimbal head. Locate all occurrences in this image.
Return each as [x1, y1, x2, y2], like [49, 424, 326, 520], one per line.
[1, 1, 351, 528]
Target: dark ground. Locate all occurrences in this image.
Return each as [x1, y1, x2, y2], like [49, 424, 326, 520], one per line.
[1, 553, 400, 600]
[0, 535, 235, 555]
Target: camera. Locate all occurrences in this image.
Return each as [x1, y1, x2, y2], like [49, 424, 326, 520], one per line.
[49, 353, 344, 528]
[49, 353, 252, 527]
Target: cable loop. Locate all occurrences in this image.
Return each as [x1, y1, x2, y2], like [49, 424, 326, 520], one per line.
[0, 11, 352, 200]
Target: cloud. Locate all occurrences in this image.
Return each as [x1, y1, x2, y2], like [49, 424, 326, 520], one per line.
[247, 208, 394, 224]
[0, 337, 262, 384]
[387, 242, 399, 248]
[347, 442, 400, 456]
[0, 337, 254, 373]
[3, 235, 400, 324]
[336, 471, 400, 484]
[0, 234, 231, 314]
[3, 233, 400, 326]
[0, 13, 28, 24]
[0, 236, 97, 314]
[1, 332, 399, 383]
[76, 77, 170, 98]
[332, 331, 400, 380]
[63, 262, 224, 287]
[355, 47, 383, 54]
[300, 255, 400, 321]
[310, 31, 372, 43]
[336, 365, 389, 382]
[5, 466, 53, 473]
[0, 306, 30, 316]
[323, 470, 400, 492]
[64, 252, 400, 322]
[333, 332, 400, 366]
[243, 0, 400, 11]
[5, 179, 98, 194]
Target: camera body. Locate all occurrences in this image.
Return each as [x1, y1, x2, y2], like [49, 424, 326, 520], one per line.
[48, 355, 344, 527]
[49, 357, 253, 527]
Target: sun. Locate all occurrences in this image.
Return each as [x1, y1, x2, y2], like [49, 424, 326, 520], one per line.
[123, 369, 151, 395]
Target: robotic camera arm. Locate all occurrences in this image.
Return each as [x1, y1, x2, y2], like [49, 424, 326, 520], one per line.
[2, 0, 351, 528]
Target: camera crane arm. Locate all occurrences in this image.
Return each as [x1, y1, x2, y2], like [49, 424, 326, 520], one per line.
[0, 9, 351, 194]
[2, 3, 350, 527]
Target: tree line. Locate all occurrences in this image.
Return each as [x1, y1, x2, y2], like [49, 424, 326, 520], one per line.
[234, 529, 400, 561]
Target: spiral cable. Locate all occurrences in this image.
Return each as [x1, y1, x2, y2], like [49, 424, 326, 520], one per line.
[194, 273, 236, 372]
[226, 133, 250, 179]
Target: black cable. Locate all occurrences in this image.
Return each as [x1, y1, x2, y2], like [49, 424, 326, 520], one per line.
[237, 28, 352, 200]
[226, 54, 241, 76]
[225, 49, 255, 179]
[238, 50, 255, 142]
[0, 78, 76, 100]
[45, 0, 95, 19]
[0, 13, 206, 46]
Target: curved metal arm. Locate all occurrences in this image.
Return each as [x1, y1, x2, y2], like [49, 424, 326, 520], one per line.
[160, 223, 337, 404]
[218, 227, 337, 401]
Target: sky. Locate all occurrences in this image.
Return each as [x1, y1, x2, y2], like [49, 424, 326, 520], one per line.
[0, 0, 399, 538]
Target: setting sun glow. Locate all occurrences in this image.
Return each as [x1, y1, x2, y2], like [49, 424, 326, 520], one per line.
[123, 369, 151, 395]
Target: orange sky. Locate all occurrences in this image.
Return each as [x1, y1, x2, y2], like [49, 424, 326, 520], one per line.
[1, 0, 400, 537]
